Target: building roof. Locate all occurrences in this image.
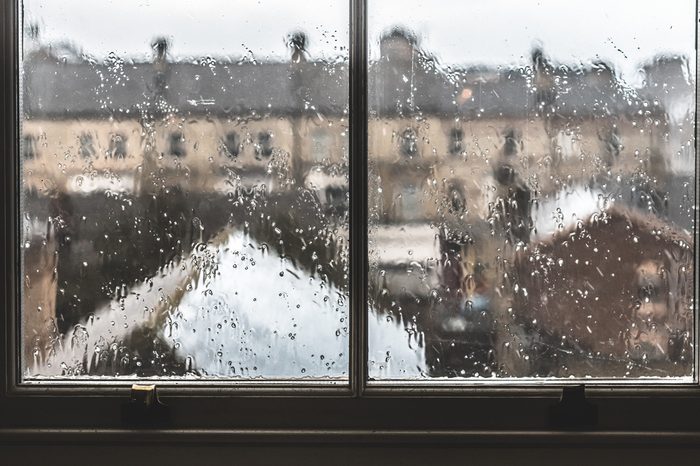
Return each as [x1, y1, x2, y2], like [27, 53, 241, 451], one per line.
[513, 206, 693, 356]
[23, 35, 681, 120]
[23, 54, 348, 118]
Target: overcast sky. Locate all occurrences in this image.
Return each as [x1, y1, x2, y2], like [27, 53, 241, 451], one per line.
[24, 0, 695, 82]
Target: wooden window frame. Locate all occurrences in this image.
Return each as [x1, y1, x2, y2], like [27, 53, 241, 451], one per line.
[2, 0, 700, 446]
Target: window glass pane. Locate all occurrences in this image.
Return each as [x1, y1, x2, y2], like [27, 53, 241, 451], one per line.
[21, 0, 349, 380]
[368, 0, 696, 381]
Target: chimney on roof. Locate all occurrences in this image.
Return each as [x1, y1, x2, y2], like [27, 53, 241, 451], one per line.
[151, 37, 170, 99]
[152, 37, 169, 67]
[380, 27, 417, 63]
[643, 55, 692, 90]
[531, 46, 554, 77]
[287, 31, 308, 63]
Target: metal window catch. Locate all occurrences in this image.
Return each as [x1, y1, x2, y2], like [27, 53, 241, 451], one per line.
[122, 384, 171, 427]
[131, 384, 158, 408]
[548, 385, 598, 430]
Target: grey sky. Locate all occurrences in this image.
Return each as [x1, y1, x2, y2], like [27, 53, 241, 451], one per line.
[25, 0, 695, 82]
[24, 0, 349, 62]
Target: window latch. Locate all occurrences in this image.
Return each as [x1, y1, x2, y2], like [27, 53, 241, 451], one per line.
[549, 384, 598, 430]
[122, 384, 171, 427]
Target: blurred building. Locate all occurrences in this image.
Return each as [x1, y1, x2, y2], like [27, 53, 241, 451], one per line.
[513, 207, 693, 375]
[20, 29, 695, 375]
[22, 36, 349, 197]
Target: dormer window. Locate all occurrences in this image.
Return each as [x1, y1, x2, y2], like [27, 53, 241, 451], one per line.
[169, 131, 186, 157]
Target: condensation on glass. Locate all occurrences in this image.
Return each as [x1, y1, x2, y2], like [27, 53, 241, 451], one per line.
[20, 0, 350, 380]
[368, 0, 697, 381]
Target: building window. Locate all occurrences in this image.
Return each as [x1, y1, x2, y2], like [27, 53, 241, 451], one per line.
[221, 131, 240, 158]
[552, 130, 580, 161]
[78, 132, 95, 158]
[396, 183, 421, 221]
[255, 130, 273, 159]
[22, 134, 37, 159]
[448, 128, 463, 156]
[502, 128, 522, 157]
[399, 127, 418, 157]
[447, 182, 466, 214]
[109, 132, 127, 158]
[311, 128, 332, 163]
[168, 131, 186, 157]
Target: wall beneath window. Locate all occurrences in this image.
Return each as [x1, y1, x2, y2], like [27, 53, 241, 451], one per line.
[2, 444, 700, 465]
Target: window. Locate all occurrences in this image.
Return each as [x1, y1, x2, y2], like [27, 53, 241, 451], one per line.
[168, 131, 186, 157]
[399, 127, 418, 157]
[18, 0, 350, 382]
[311, 128, 333, 163]
[255, 130, 274, 159]
[78, 132, 95, 158]
[367, 0, 696, 382]
[395, 183, 422, 221]
[448, 127, 464, 156]
[221, 131, 240, 159]
[446, 181, 466, 215]
[108, 132, 127, 158]
[4, 0, 700, 445]
[21, 134, 37, 159]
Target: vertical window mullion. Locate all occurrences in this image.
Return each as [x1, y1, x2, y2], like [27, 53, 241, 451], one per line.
[694, 0, 700, 385]
[6, 0, 20, 393]
[349, 0, 368, 396]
